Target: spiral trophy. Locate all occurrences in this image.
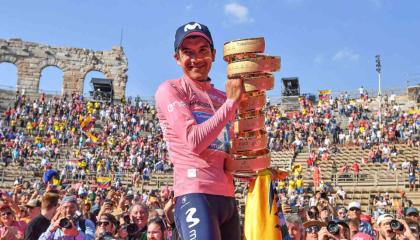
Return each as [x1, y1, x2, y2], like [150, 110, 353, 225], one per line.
[223, 37, 281, 174]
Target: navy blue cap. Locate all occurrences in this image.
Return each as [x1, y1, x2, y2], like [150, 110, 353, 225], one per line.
[174, 22, 214, 51]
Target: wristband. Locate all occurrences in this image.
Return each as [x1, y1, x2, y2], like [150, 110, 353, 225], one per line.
[225, 153, 271, 172]
[242, 73, 274, 92]
[223, 37, 265, 62]
[234, 114, 265, 133]
[239, 92, 266, 113]
[227, 56, 280, 77]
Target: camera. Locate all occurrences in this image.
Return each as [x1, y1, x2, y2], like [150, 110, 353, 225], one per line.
[98, 232, 115, 240]
[59, 218, 72, 229]
[291, 206, 299, 213]
[121, 214, 139, 237]
[327, 221, 340, 235]
[390, 219, 404, 232]
[59, 211, 82, 229]
[126, 223, 139, 236]
[307, 210, 317, 219]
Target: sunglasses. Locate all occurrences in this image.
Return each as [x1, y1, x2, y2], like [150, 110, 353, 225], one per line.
[0, 212, 12, 217]
[98, 221, 110, 227]
[349, 208, 360, 211]
[305, 226, 321, 233]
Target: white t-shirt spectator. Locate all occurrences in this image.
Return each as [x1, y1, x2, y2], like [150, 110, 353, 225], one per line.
[402, 160, 410, 169]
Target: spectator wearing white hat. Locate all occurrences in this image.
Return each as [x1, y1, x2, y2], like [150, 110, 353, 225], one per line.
[375, 214, 417, 240]
[347, 201, 374, 237]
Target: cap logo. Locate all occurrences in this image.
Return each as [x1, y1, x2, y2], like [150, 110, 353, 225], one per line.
[184, 23, 202, 32]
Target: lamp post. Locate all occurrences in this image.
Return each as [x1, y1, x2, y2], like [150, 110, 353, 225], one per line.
[375, 55, 382, 128]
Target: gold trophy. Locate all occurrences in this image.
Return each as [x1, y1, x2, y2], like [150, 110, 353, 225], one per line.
[224, 37, 281, 174]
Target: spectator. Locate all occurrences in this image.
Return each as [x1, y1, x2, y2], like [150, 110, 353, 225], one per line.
[303, 219, 325, 240]
[39, 196, 95, 240]
[347, 201, 374, 237]
[376, 214, 417, 240]
[318, 220, 350, 240]
[405, 207, 419, 223]
[146, 217, 166, 240]
[408, 161, 418, 191]
[336, 206, 347, 221]
[96, 213, 119, 240]
[21, 199, 41, 223]
[0, 204, 27, 239]
[285, 214, 304, 240]
[126, 203, 149, 239]
[24, 192, 59, 240]
[351, 161, 360, 181]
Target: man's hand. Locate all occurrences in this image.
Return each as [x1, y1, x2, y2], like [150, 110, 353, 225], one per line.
[49, 218, 62, 233]
[51, 206, 63, 223]
[226, 78, 244, 102]
[318, 227, 339, 240]
[0, 226, 18, 239]
[395, 219, 417, 240]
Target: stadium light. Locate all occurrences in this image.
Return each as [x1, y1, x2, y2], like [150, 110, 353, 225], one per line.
[375, 54, 382, 128]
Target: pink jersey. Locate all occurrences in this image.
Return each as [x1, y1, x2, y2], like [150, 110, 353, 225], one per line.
[155, 75, 238, 198]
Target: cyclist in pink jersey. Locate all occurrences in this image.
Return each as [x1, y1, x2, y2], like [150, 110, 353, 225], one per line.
[155, 22, 243, 240]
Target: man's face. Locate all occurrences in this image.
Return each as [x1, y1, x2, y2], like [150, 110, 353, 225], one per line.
[130, 205, 148, 229]
[175, 36, 215, 82]
[378, 218, 395, 239]
[407, 212, 419, 223]
[95, 196, 102, 205]
[320, 208, 330, 222]
[347, 207, 361, 220]
[147, 222, 163, 240]
[28, 206, 41, 217]
[62, 202, 77, 218]
[337, 208, 347, 220]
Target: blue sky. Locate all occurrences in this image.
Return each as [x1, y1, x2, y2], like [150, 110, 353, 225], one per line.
[1, 0, 419, 98]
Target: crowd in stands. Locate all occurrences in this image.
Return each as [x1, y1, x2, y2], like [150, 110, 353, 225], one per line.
[0, 88, 418, 239]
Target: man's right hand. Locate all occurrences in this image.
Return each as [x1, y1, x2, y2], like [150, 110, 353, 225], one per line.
[226, 78, 244, 102]
[49, 218, 62, 233]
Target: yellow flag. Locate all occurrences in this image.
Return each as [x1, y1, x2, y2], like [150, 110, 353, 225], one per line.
[87, 132, 98, 143]
[52, 178, 60, 187]
[244, 170, 282, 240]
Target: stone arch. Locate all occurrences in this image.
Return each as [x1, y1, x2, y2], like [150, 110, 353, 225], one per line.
[0, 38, 128, 99]
[0, 61, 18, 90]
[39, 65, 64, 94]
[83, 70, 109, 96]
[0, 55, 18, 64]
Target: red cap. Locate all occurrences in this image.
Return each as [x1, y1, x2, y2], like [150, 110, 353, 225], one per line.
[360, 214, 371, 223]
[352, 232, 373, 240]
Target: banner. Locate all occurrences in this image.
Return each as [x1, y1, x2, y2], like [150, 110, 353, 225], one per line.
[318, 89, 332, 95]
[86, 132, 98, 143]
[80, 115, 94, 132]
[244, 170, 290, 240]
[96, 176, 112, 189]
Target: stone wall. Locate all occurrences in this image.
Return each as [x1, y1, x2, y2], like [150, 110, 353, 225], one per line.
[0, 38, 128, 99]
